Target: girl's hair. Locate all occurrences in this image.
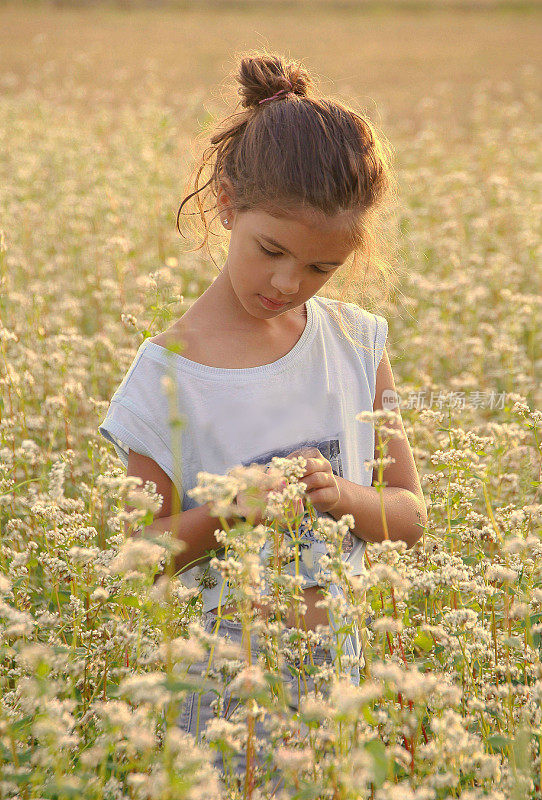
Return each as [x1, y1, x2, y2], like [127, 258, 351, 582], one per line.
[176, 50, 400, 350]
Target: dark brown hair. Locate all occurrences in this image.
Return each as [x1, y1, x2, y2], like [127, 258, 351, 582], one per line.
[176, 50, 400, 348]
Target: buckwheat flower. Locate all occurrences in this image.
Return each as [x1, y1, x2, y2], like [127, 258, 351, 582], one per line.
[477, 753, 502, 782]
[118, 672, 170, 709]
[93, 698, 134, 728]
[127, 774, 148, 790]
[47, 458, 67, 502]
[375, 783, 417, 800]
[14, 438, 41, 467]
[0, 600, 35, 637]
[371, 563, 411, 593]
[298, 693, 332, 723]
[510, 601, 529, 619]
[274, 745, 313, 771]
[401, 669, 440, 703]
[158, 636, 205, 665]
[503, 534, 528, 555]
[79, 742, 107, 767]
[188, 469, 244, 518]
[429, 772, 459, 790]
[125, 722, 156, 753]
[485, 564, 518, 583]
[509, 508, 527, 526]
[511, 401, 531, 417]
[241, 552, 265, 588]
[331, 678, 383, 718]
[68, 545, 99, 566]
[0, 574, 11, 594]
[35, 609, 60, 628]
[364, 456, 396, 471]
[265, 481, 306, 520]
[373, 616, 403, 634]
[442, 608, 478, 630]
[356, 409, 402, 427]
[202, 716, 242, 752]
[312, 513, 355, 547]
[210, 556, 243, 581]
[108, 538, 166, 574]
[371, 661, 404, 686]
[90, 586, 110, 602]
[268, 455, 308, 480]
[528, 588, 542, 611]
[126, 482, 164, 516]
[123, 569, 146, 582]
[0, 322, 17, 343]
[17, 643, 53, 670]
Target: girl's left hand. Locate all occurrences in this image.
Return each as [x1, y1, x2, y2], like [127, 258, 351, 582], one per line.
[285, 447, 341, 515]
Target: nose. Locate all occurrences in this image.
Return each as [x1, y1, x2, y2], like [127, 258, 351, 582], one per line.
[269, 265, 300, 296]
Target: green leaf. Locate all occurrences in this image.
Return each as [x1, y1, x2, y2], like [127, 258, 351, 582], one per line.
[42, 779, 82, 798]
[113, 596, 140, 609]
[502, 635, 523, 649]
[295, 787, 325, 799]
[164, 675, 220, 695]
[487, 734, 509, 754]
[365, 738, 388, 788]
[413, 631, 433, 653]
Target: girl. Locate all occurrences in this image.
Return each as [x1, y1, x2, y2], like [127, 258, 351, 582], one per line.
[98, 52, 427, 780]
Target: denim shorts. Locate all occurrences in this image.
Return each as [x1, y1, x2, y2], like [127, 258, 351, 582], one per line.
[177, 610, 335, 780]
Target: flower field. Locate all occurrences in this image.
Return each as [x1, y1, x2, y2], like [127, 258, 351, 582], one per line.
[0, 4, 541, 798]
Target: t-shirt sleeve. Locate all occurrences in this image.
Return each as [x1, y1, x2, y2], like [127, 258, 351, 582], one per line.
[354, 306, 389, 403]
[98, 350, 184, 505]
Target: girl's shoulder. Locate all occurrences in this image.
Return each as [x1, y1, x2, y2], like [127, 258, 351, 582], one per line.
[315, 295, 388, 365]
[148, 311, 205, 362]
[314, 294, 385, 328]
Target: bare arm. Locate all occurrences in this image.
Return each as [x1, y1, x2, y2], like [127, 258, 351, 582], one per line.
[328, 479, 426, 549]
[124, 449, 238, 577]
[144, 503, 237, 575]
[328, 346, 428, 550]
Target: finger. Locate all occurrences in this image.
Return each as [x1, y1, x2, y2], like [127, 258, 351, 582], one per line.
[286, 447, 320, 458]
[300, 459, 331, 477]
[303, 472, 330, 491]
[306, 485, 337, 504]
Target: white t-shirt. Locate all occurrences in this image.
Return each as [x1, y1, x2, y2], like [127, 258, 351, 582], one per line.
[98, 294, 388, 612]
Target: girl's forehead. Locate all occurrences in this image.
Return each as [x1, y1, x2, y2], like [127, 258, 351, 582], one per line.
[246, 207, 356, 242]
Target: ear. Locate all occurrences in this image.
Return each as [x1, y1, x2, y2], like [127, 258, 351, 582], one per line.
[216, 176, 236, 217]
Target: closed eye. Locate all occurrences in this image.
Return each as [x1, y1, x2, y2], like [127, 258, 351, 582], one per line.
[258, 243, 327, 274]
[259, 244, 281, 258]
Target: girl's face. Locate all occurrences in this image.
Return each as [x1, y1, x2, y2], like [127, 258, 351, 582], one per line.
[220, 205, 356, 323]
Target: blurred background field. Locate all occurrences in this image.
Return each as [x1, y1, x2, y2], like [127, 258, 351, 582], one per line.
[1, 2, 542, 795]
[1, 1, 540, 409]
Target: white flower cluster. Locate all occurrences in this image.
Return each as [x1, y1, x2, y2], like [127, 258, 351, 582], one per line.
[485, 563, 518, 583]
[371, 661, 443, 703]
[356, 409, 403, 428]
[0, 599, 35, 637]
[158, 635, 206, 665]
[108, 537, 166, 576]
[118, 672, 170, 710]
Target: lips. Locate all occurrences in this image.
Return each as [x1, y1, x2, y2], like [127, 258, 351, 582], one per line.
[262, 295, 286, 305]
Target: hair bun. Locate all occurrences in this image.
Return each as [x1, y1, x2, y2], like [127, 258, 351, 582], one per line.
[235, 52, 313, 108]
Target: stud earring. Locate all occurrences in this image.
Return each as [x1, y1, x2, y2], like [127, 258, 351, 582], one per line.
[224, 218, 228, 225]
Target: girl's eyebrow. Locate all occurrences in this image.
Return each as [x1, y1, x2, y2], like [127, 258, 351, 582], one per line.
[259, 235, 342, 267]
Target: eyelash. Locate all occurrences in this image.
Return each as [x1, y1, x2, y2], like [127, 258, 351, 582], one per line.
[259, 244, 327, 274]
